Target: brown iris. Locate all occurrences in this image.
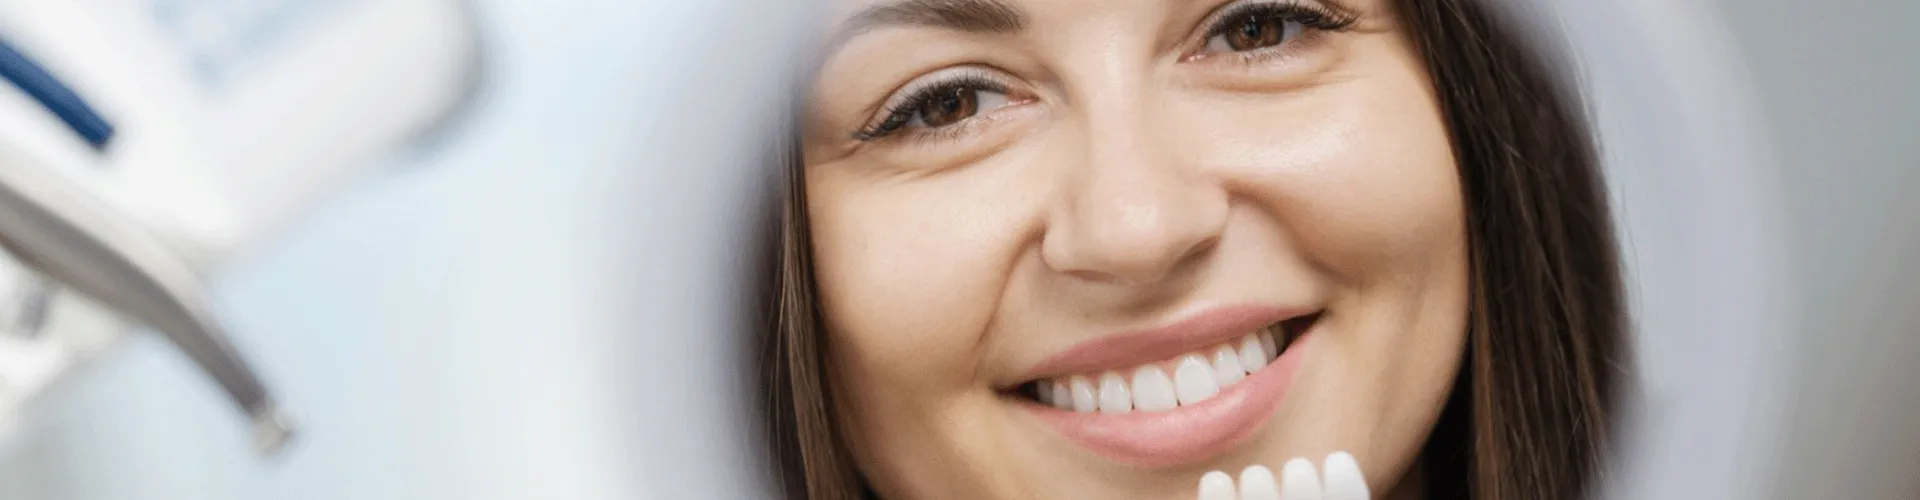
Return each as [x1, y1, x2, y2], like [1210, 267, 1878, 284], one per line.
[917, 86, 979, 129]
[1223, 13, 1289, 51]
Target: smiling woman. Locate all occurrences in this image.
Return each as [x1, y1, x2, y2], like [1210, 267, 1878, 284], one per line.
[763, 0, 1627, 499]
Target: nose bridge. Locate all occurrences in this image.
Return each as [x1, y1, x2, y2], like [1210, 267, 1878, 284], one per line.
[1043, 80, 1227, 286]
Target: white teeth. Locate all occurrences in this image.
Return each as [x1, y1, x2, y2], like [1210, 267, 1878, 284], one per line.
[1070, 375, 1098, 412]
[1211, 345, 1246, 386]
[1240, 334, 1269, 371]
[1130, 366, 1178, 411]
[1259, 330, 1280, 361]
[1279, 458, 1323, 500]
[1038, 329, 1285, 413]
[1098, 371, 1132, 413]
[1173, 354, 1221, 406]
[1238, 465, 1281, 500]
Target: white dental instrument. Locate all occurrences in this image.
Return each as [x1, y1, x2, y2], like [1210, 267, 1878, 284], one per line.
[0, 138, 292, 453]
[0, 0, 484, 460]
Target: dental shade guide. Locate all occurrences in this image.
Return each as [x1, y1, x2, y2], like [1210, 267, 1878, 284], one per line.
[1196, 452, 1370, 500]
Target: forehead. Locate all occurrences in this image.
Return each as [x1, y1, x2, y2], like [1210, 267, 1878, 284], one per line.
[823, 0, 1027, 40]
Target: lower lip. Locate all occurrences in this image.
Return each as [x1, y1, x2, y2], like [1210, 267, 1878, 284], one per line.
[1022, 333, 1313, 468]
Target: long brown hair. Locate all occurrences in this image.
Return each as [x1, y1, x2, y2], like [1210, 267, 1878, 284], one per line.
[759, 0, 1630, 498]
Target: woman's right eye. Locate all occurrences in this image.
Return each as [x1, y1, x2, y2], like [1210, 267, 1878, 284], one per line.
[856, 78, 1015, 142]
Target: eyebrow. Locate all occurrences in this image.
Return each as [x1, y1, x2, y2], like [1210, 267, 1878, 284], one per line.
[832, 0, 1027, 46]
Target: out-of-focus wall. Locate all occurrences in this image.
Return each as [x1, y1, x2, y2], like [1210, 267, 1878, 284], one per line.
[1711, 0, 1920, 498]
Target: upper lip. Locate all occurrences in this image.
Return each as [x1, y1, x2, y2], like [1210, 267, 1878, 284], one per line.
[1015, 304, 1315, 384]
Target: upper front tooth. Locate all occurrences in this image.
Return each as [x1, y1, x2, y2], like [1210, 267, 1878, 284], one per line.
[1098, 371, 1132, 413]
[1131, 366, 1178, 411]
[1212, 345, 1247, 386]
[1070, 375, 1099, 412]
[1239, 334, 1269, 371]
[1173, 354, 1221, 405]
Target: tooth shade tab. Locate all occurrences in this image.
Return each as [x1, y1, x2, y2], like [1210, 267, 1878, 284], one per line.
[1323, 451, 1370, 500]
[1195, 451, 1368, 500]
[1239, 465, 1281, 500]
[1279, 458, 1323, 500]
[1198, 471, 1236, 500]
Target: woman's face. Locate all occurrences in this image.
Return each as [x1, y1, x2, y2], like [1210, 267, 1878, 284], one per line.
[800, 0, 1467, 498]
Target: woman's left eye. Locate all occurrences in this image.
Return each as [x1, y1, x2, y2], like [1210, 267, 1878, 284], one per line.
[1195, 2, 1356, 57]
[1205, 10, 1304, 52]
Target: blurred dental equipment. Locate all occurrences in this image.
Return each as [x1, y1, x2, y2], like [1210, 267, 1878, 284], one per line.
[0, 0, 482, 458]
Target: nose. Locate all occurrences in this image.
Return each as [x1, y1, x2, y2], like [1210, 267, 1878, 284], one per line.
[1040, 105, 1229, 287]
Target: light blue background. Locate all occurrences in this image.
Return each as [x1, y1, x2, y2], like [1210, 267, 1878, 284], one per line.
[3, 1, 771, 498]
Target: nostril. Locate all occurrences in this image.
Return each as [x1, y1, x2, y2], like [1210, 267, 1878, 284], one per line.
[1040, 191, 1227, 287]
[1177, 234, 1222, 268]
[1053, 235, 1219, 286]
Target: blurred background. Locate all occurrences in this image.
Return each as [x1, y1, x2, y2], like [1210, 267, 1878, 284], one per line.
[0, 0, 1912, 499]
[1721, 1, 1920, 498]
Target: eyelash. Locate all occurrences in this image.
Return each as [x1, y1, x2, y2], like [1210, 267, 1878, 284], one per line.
[854, 73, 1011, 142]
[1197, 0, 1359, 63]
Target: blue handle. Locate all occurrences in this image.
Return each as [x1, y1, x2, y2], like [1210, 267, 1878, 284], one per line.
[0, 36, 116, 150]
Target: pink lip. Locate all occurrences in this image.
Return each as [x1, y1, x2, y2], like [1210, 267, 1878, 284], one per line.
[1016, 305, 1317, 468]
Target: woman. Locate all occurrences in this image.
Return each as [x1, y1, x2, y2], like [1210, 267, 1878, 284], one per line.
[763, 0, 1628, 498]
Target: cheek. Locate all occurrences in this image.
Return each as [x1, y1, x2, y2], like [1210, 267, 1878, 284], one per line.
[1193, 91, 1464, 278]
[805, 164, 1047, 497]
[1186, 59, 1470, 476]
[803, 164, 1040, 399]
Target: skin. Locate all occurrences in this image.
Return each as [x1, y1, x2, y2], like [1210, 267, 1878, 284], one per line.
[800, 0, 1467, 498]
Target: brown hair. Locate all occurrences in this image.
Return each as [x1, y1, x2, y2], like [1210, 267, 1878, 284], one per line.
[759, 0, 1630, 498]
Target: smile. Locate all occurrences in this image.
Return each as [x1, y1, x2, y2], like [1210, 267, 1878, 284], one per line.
[1014, 305, 1319, 468]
